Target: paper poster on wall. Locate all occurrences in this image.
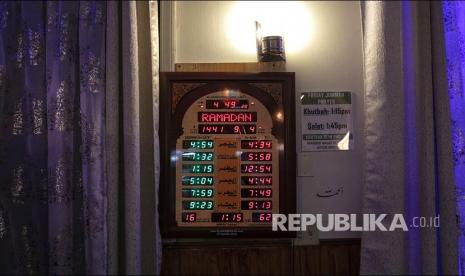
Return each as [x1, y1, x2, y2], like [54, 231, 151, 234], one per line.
[301, 91, 354, 151]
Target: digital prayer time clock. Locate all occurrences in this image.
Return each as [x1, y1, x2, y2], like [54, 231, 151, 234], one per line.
[160, 72, 296, 237]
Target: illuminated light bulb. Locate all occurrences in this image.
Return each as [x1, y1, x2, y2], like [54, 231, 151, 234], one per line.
[275, 112, 284, 122]
[227, 1, 313, 54]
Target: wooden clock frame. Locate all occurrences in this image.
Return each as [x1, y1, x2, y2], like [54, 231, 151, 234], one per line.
[159, 72, 296, 238]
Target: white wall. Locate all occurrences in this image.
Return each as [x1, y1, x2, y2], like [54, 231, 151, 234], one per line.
[166, 1, 365, 239]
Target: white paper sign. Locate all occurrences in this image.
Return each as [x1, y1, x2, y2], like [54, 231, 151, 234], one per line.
[301, 91, 354, 151]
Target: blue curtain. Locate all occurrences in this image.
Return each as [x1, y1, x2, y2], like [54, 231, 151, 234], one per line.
[443, 1, 465, 275]
[0, 1, 107, 274]
[360, 1, 458, 274]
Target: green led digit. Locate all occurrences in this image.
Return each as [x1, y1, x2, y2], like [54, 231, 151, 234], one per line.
[183, 140, 214, 149]
[182, 189, 214, 198]
[182, 177, 214, 185]
[182, 152, 214, 161]
[206, 202, 213, 209]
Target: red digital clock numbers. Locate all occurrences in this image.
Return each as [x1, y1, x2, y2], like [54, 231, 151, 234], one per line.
[198, 124, 256, 134]
[241, 201, 272, 210]
[252, 213, 272, 222]
[241, 176, 273, 185]
[241, 152, 272, 161]
[241, 188, 272, 198]
[206, 99, 249, 109]
[182, 212, 197, 222]
[211, 213, 243, 222]
[241, 164, 272, 174]
[241, 140, 272, 149]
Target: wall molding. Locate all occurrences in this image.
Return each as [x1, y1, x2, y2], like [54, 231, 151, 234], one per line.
[160, 1, 176, 71]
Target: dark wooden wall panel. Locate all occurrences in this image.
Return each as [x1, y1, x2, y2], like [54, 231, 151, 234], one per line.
[349, 242, 361, 274]
[161, 239, 360, 275]
[293, 245, 320, 275]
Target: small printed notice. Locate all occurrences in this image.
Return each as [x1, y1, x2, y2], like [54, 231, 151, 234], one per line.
[301, 91, 354, 151]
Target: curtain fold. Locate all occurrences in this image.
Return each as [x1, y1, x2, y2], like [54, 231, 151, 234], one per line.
[0, 2, 50, 274]
[78, 1, 108, 273]
[148, 1, 162, 273]
[121, 1, 142, 273]
[360, 1, 458, 274]
[105, 1, 120, 275]
[0, 1, 161, 274]
[0, 2, 108, 274]
[442, 2, 465, 274]
[106, 1, 161, 274]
